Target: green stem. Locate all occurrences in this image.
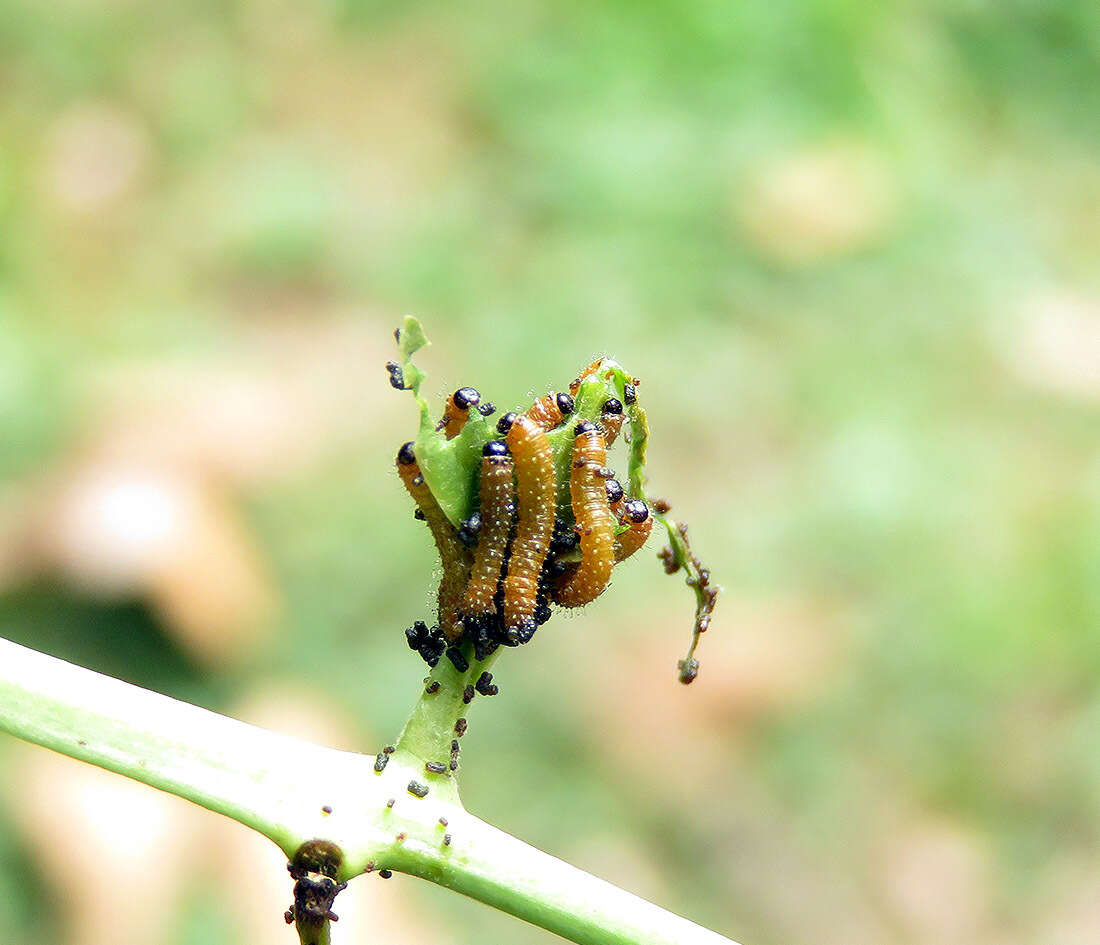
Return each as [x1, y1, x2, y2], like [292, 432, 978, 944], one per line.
[0, 636, 740, 945]
[392, 810, 741, 945]
[395, 643, 498, 779]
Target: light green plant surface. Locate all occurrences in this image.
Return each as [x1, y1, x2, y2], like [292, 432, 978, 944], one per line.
[0, 636, 737, 945]
[0, 2, 1099, 944]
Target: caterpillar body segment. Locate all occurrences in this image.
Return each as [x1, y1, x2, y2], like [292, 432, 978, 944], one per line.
[396, 442, 471, 642]
[552, 423, 615, 608]
[460, 442, 515, 619]
[503, 415, 557, 638]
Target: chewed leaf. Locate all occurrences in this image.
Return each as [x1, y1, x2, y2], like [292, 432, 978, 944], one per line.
[398, 315, 429, 365]
[396, 315, 432, 430]
[416, 411, 494, 526]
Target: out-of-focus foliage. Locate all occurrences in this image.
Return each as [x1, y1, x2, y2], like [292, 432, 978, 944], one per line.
[0, 1, 1098, 943]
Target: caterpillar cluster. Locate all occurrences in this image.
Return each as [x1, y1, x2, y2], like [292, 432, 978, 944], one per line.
[397, 374, 652, 668]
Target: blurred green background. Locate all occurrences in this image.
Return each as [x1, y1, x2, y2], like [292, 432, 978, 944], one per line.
[1, 1, 1099, 943]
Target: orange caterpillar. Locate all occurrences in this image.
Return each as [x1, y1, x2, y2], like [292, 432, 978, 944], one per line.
[460, 441, 515, 618]
[614, 499, 652, 562]
[599, 396, 624, 447]
[569, 358, 605, 395]
[396, 442, 471, 641]
[552, 422, 615, 608]
[525, 392, 575, 431]
[437, 387, 481, 440]
[501, 413, 556, 638]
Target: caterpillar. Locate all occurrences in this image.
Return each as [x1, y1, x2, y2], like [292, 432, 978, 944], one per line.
[500, 412, 557, 640]
[525, 391, 575, 431]
[599, 397, 625, 447]
[437, 387, 481, 440]
[569, 358, 606, 395]
[460, 441, 515, 619]
[614, 499, 652, 562]
[552, 421, 615, 608]
[396, 442, 471, 642]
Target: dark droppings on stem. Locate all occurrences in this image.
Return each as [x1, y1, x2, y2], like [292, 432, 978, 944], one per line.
[445, 646, 469, 673]
[374, 753, 389, 773]
[385, 360, 406, 390]
[425, 680, 441, 694]
[475, 671, 499, 696]
[443, 834, 452, 846]
[321, 805, 332, 814]
[395, 832, 407, 843]
[462, 684, 475, 704]
[407, 780, 430, 798]
[379, 869, 392, 879]
[425, 760, 447, 774]
[438, 816, 448, 827]
[386, 798, 395, 809]
[455, 717, 467, 736]
[383, 745, 395, 754]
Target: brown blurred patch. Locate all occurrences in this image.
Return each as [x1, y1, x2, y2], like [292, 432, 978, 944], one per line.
[736, 139, 900, 266]
[570, 594, 852, 796]
[1033, 855, 1100, 945]
[877, 816, 994, 944]
[41, 103, 151, 216]
[2, 315, 395, 664]
[4, 744, 205, 945]
[37, 461, 275, 665]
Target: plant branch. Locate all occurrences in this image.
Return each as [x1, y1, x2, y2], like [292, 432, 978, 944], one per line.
[392, 809, 742, 945]
[0, 636, 741, 945]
